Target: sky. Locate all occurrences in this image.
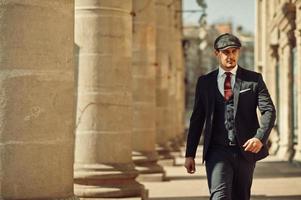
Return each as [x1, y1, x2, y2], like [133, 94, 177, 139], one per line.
[182, 0, 255, 33]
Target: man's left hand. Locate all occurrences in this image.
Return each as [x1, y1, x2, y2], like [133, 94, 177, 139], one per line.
[243, 138, 263, 153]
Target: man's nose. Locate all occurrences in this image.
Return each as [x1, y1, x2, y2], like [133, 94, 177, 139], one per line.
[227, 52, 234, 58]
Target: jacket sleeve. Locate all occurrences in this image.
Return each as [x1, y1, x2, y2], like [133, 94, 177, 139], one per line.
[254, 74, 276, 144]
[185, 76, 206, 158]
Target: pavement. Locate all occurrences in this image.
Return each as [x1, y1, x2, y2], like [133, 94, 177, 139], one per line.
[140, 150, 301, 200]
[98, 148, 301, 200]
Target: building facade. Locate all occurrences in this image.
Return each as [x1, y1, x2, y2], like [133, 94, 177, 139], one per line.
[255, 0, 301, 162]
[183, 26, 203, 117]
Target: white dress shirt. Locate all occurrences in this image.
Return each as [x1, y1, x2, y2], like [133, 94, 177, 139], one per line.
[217, 65, 238, 97]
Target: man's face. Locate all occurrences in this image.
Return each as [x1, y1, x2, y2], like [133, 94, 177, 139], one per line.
[215, 47, 240, 71]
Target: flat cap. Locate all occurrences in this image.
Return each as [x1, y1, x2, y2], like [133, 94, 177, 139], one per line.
[214, 33, 241, 50]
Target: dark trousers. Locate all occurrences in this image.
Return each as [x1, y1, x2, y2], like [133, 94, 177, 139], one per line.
[205, 145, 255, 200]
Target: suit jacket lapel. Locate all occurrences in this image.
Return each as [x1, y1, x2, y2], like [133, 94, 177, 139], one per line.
[233, 67, 242, 119]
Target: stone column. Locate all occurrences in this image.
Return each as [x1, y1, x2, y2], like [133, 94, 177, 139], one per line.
[155, 0, 174, 159]
[132, 0, 164, 179]
[277, 41, 294, 161]
[260, 0, 268, 75]
[278, 43, 293, 160]
[267, 43, 280, 154]
[0, 1, 76, 199]
[174, 0, 185, 147]
[255, 0, 263, 72]
[74, 0, 146, 198]
[256, 0, 281, 155]
[167, 0, 185, 152]
[166, 1, 177, 152]
[277, 3, 296, 160]
[293, 0, 301, 162]
[259, 0, 280, 155]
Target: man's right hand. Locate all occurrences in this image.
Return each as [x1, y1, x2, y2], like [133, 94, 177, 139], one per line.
[184, 157, 196, 174]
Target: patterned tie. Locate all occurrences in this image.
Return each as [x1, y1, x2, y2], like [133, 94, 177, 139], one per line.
[224, 72, 233, 101]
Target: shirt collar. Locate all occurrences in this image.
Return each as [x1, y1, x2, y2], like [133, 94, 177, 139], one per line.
[218, 65, 238, 78]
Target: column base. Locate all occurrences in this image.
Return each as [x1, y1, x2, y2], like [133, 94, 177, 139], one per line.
[293, 146, 301, 162]
[269, 141, 280, 155]
[268, 127, 280, 155]
[169, 136, 184, 152]
[156, 143, 174, 160]
[54, 196, 79, 200]
[2, 193, 78, 200]
[74, 184, 147, 199]
[74, 163, 147, 199]
[78, 198, 143, 200]
[53, 196, 79, 200]
[277, 144, 294, 161]
[133, 151, 165, 182]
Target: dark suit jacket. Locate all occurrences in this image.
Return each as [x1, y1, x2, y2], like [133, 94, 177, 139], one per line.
[185, 66, 276, 163]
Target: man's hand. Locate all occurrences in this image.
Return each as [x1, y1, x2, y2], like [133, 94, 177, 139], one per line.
[243, 137, 263, 153]
[184, 157, 196, 174]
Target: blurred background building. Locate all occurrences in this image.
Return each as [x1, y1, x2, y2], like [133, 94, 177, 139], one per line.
[183, 1, 255, 124]
[255, 0, 301, 162]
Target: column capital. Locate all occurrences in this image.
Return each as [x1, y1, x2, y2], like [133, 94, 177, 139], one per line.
[278, 3, 296, 32]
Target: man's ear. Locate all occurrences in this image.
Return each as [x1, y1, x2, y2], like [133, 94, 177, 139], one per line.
[214, 50, 219, 56]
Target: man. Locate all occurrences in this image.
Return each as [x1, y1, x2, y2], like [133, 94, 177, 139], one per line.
[184, 33, 276, 200]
